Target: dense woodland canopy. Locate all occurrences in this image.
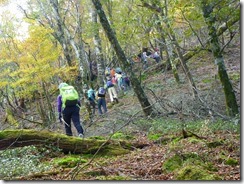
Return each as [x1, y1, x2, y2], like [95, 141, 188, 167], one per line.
[0, 0, 241, 181]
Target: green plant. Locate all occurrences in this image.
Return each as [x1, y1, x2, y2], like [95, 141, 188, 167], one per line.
[225, 158, 238, 166]
[53, 155, 87, 168]
[0, 146, 52, 179]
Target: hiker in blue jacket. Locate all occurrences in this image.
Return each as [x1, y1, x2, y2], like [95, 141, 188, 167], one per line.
[87, 87, 96, 115]
[57, 82, 84, 138]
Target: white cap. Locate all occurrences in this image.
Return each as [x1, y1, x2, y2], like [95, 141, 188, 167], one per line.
[58, 82, 68, 89]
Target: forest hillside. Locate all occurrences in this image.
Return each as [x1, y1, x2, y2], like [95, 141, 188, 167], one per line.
[0, 0, 241, 181]
[0, 34, 240, 181]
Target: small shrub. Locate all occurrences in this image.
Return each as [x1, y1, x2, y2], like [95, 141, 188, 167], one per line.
[225, 158, 238, 166]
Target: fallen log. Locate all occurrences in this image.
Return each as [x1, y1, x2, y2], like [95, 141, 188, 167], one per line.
[0, 129, 148, 155]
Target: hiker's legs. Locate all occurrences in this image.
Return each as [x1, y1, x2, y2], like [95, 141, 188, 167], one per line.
[108, 88, 114, 102]
[89, 100, 96, 114]
[101, 98, 107, 113]
[97, 98, 103, 115]
[111, 87, 118, 103]
[71, 106, 84, 135]
[125, 79, 130, 90]
[155, 56, 160, 63]
[111, 87, 118, 99]
[122, 78, 127, 91]
[62, 108, 72, 136]
[143, 60, 148, 69]
[118, 79, 122, 91]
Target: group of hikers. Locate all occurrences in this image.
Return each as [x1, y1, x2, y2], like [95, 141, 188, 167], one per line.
[136, 47, 161, 69]
[57, 67, 131, 138]
[57, 47, 161, 138]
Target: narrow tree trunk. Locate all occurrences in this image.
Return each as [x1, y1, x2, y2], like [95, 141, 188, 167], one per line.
[154, 14, 180, 82]
[165, 38, 180, 83]
[201, 1, 239, 116]
[141, 1, 197, 97]
[90, 4, 105, 86]
[92, 0, 156, 116]
[48, 0, 73, 66]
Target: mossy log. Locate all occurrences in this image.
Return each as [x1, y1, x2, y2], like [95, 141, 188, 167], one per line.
[0, 129, 147, 155]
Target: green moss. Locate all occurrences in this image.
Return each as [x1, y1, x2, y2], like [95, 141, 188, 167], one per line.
[225, 158, 238, 166]
[175, 165, 222, 180]
[111, 132, 133, 140]
[96, 145, 130, 156]
[111, 132, 125, 139]
[0, 129, 64, 140]
[162, 154, 183, 173]
[148, 133, 162, 141]
[53, 155, 87, 168]
[163, 152, 219, 175]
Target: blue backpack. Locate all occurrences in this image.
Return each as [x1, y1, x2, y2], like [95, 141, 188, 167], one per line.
[106, 80, 113, 88]
[98, 87, 106, 95]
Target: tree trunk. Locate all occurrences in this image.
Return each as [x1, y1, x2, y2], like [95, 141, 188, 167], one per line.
[0, 129, 148, 154]
[165, 38, 180, 83]
[201, 0, 239, 116]
[154, 14, 180, 82]
[90, 4, 106, 87]
[141, 0, 197, 97]
[92, 0, 156, 117]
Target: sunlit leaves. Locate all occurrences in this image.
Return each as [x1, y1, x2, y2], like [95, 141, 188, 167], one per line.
[0, 25, 62, 99]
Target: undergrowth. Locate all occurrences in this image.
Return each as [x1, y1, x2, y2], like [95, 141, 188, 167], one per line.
[0, 146, 53, 180]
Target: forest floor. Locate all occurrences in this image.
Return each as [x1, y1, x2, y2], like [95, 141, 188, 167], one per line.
[1, 36, 241, 181]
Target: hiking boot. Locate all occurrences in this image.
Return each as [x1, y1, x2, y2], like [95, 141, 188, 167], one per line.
[78, 133, 84, 138]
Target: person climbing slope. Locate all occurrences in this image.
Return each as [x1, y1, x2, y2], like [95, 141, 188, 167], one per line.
[57, 82, 84, 138]
[106, 77, 119, 104]
[96, 86, 107, 115]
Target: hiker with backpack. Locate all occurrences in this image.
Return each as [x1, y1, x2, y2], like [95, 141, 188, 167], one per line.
[87, 87, 96, 115]
[150, 48, 161, 63]
[122, 72, 130, 91]
[137, 47, 151, 70]
[57, 82, 84, 138]
[106, 77, 119, 104]
[96, 86, 107, 115]
[115, 71, 123, 91]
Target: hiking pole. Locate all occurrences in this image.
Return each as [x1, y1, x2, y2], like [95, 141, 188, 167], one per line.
[61, 118, 70, 127]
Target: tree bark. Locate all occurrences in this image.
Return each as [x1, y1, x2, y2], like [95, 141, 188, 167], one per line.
[201, 0, 239, 116]
[90, 4, 105, 87]
[92, 0, 156, 117]
[0, 129, 148, 154]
